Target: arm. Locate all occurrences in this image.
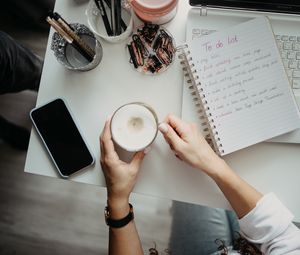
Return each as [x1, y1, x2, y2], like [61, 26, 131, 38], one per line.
[158, 114, 262, 218]
[159, 114, 300, 254]
[100, 118, 145, 255]
[210, 161, 262, 219]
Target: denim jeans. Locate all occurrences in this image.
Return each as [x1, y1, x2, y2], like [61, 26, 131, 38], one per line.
[0, 31, 42, 94]
[169, 201, 240, 255]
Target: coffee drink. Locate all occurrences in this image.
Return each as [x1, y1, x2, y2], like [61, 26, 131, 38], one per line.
[111, 103, 158, 151]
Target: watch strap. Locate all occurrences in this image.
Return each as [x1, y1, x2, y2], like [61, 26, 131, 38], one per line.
[105, 203, 134, 228]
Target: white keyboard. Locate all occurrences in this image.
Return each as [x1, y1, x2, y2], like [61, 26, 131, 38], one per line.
[276, 34, 300, 89]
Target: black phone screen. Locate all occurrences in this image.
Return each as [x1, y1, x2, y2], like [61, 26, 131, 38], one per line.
[30, 98, 94, 177]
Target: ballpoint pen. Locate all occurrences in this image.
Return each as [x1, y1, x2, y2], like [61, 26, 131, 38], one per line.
[94, 0, 113, 36]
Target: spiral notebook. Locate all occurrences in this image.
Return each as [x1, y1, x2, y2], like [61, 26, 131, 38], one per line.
[179, 16, 300, 156]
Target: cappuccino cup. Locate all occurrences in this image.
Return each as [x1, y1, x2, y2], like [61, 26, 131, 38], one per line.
[111, 102, 158, 152]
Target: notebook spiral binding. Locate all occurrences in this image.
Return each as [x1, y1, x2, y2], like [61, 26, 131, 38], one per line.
[177, 44, 224, 155]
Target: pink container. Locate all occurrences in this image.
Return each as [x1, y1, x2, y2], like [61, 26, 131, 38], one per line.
[130, 0, 178, 24]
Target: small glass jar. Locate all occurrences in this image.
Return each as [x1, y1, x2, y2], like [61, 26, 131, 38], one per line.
[130, 0, 178, 25]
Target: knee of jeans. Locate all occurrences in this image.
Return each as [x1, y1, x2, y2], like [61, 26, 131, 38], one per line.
[0, 31, 7, 38]
[0, 31, 15, 59]
[0, 31, 11, 46]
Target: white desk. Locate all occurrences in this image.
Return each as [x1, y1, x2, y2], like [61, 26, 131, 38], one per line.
[25, 0, 300, 221]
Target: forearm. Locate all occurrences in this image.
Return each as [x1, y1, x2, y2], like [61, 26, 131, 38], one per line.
[108, 199, 143, 255]
[109, 222, 143, 255]
[207, 159, 263, 219]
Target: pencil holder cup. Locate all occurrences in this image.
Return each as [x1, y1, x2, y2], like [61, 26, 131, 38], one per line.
[86, 0, 133, 43]
[50, 23, 103, 71]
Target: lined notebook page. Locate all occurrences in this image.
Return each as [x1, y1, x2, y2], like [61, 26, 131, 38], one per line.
[189, 17, 300, 155]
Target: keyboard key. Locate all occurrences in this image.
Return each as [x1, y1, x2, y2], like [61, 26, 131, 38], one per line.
[281, 52, 287, 59]
[292, 78, 300, 89]
[287, 51, 296, 59]
[283, 42, 293, 50]
[289, 60, 297, 69]
[298, 61, 300, 69]
[290, 36, 297, 41]
[298, 36, 300, 42]
[277, 41, 283, 50]
[275, 35, 281, 40]
[296, 52, 300, 60]
[286, 69, 293, 78]
[283, 59, 289, 68]
[293, 70, 300, 78]
[293, 42, 300, 51]
[282, 35, 289, 41]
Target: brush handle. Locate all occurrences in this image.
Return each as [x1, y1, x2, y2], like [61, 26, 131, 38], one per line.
[95, 0, 113, 36]
[103, 0, 127, 31]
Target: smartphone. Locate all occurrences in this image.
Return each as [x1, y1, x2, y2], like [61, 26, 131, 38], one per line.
[30, 98, 95, 178]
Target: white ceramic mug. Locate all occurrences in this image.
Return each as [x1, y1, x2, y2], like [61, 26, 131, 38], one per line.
[110, 102, 158, 152]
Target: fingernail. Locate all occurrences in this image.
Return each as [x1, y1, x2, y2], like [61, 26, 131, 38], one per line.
[158, 123, 168, 134]
[144, 146, 152, 154]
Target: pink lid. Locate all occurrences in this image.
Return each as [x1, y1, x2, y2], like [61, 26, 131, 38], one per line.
[131, 0, 178, 14]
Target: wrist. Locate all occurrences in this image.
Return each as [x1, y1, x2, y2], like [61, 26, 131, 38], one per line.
[209, 159, 233, 182]
[198, 156, 229, 179]
[107, 197, 130, 219]
[195, 151, 224, 174]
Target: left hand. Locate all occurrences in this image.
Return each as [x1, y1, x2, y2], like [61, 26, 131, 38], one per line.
[100, 118, 146, 208]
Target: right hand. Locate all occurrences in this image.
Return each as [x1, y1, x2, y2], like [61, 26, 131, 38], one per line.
[158, 114, 225, 176]
[100, 118, 145, 216]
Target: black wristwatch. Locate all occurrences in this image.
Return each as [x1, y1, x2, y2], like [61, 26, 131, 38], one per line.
[104, 203, 134, 228]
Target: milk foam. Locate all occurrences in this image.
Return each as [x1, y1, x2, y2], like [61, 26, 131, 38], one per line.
[111, 104, 158, 151]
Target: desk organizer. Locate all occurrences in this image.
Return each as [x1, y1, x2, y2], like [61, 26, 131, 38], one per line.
[51, 23, 103, 71]
[126, 23, 176, 75]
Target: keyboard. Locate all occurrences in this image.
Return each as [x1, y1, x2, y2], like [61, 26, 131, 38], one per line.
[276, 34, 300, 89]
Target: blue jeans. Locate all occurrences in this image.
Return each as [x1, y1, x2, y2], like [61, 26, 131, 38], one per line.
[169, 201, 240, 255]
[0, 31, 42, 94]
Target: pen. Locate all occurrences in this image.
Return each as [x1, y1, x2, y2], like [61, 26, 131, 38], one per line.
[103, 0, 127, 31]
[46, 16, 94, 62]
[46, 17, 73, 43]
[94, 0, 113, 36]
[52, 12, 95, 58]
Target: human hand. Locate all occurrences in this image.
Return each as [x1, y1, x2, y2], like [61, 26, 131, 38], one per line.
[158, 114, 225, 176]
[100, 118, 145, 214]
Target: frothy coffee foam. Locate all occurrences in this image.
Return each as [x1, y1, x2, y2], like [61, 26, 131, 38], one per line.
[111, 104, 157, 151]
